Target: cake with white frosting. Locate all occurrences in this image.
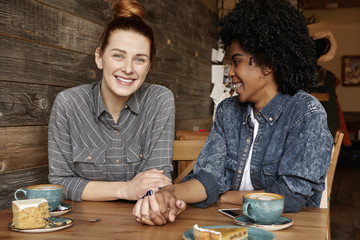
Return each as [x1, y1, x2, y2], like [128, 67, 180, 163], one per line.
[12, 198, 50, 229]
[193, 224, 248, 240]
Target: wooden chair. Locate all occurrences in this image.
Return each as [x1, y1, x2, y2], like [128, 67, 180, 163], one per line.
[176, 129, 210, 140]
[310, 92, 330, 102]
[320, 129, 344, 240]
[172, 130, 210, 184]
[172, 139, 207, 184]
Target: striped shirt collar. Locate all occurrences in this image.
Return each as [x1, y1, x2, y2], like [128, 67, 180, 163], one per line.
[91, 81, 141, 119]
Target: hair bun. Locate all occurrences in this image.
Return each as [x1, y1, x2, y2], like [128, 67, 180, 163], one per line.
[111, 0, 144, 21]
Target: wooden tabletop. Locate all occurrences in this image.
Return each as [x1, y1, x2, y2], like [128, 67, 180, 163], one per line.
[0, 200, 328, 240]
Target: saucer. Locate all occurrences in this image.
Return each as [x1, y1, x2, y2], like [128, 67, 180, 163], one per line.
[233, 216, 293, 231]
[183, 225, 274, 240]
[9, 216, 73, 233]
[50, 203, 72, 217]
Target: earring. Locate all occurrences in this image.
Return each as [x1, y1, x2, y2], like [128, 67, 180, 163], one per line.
[248, 57, 254, 66]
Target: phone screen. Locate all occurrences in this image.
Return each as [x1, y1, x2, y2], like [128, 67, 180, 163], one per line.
[218, 208, 242, 219]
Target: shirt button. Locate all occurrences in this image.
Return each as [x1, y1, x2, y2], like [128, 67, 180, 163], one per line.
[238, 169, 242, 174]
[269, 117, 273, 121]
[139, 154, 143, 158]
[246, 139, 251, 143]
[117, 132, 120, 136]
[88, 156, 92, 160]
[116, 159, 120, 163]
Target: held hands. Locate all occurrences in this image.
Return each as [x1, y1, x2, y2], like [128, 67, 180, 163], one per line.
[132, 187, 186, 225]
[125, 169, 172, 200]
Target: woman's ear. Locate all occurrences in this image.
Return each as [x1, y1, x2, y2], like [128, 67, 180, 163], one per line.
[95, 47, 103, 69]
[262, 66, 273, 75]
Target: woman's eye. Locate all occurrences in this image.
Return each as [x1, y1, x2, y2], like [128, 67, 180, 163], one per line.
[232, 59, 240, 66]
[113, 54, 124, 59]
[135, 58, 146, 63]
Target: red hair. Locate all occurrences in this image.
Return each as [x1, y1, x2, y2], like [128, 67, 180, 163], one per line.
[98, 0, 156, 61]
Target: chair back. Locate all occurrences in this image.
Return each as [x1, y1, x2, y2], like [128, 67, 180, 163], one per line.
[327, 130, 344, 197]
[176, 129, 210, 140]
[320, 129, 344, 208]
[172, 130, 209, 184]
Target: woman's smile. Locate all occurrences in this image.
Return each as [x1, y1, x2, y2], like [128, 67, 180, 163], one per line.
[232, 82, 243, 90]
[115, 75, 135, 85]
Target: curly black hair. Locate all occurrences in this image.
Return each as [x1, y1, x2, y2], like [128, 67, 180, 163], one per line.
[218, 0, 317, 95]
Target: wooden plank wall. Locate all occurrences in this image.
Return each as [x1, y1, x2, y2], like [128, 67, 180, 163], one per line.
[0, 0, 218, 209]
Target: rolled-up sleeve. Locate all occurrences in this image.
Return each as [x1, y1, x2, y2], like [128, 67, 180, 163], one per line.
[182, 171, 220, 208]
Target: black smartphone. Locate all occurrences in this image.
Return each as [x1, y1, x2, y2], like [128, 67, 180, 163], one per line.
[218, 208, 242, 219]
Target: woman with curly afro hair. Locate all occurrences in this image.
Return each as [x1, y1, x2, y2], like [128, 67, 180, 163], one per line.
[133, 0, 333, 225]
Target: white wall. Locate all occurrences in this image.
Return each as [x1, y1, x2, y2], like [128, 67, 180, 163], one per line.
[304, 8, 360, 112]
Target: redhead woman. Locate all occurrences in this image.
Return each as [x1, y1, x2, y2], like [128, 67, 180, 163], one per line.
[48, 0, 174, 202]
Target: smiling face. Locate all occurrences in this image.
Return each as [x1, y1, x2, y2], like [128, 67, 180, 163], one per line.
[95, 30, 151, 105]
[228, 40, 278, 112]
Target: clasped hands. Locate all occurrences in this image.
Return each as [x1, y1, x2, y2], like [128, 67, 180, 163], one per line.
[132, 185, 186, 225]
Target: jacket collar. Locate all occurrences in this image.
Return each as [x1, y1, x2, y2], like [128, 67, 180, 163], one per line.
[242, 92, 290, 126]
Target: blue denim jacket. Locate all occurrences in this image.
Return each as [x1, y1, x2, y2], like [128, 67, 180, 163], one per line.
[183, 91, 333, 212]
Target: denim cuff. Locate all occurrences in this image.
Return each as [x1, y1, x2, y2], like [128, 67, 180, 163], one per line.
[182, 171, 220, 208]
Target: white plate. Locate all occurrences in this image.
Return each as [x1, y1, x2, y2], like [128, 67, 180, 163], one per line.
[233, 216, 294, 231]
[9, 216, 73, 233]
[50, 203, 72, 217]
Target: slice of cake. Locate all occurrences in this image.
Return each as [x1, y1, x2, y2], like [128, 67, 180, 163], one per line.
[12, 198, 50, 229]
[193, 224, 248, 240]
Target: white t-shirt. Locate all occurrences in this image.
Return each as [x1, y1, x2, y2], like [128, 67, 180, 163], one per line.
[239, 108, 258, 191]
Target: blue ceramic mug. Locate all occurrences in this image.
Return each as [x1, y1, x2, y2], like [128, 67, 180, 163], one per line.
[14, 184, 64, 211]
[242, 192, 284, 224]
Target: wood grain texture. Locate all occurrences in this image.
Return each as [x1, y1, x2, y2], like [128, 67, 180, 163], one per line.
[36, 0, 110, 25]
[1, 0, 104, 54]
[152, 46, 211, 84]
[139, 0, 217, 62]
[146, 71, 213, 98]
[0, 201, 329, 239]
[0, 81, 65, 126]
[0, 126, 48, 173]
[0, 166, 49, 209]
[0, 35, 101, 87]
[146, 71, 213, 120]
[176, 99, 213, 120]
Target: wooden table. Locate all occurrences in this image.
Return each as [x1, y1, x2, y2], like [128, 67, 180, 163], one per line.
[0, 200, 328, 240]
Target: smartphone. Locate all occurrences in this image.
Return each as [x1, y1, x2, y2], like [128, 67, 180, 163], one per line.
[218, 208, 242, 219]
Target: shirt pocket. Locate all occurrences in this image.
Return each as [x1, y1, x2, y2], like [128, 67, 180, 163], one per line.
[262, 160, 280, 186]
[125, 145, 145, 178]
[73, 147, 107, 179]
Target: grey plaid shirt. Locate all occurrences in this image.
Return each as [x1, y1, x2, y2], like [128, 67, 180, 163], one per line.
[48, 81, 175, 201]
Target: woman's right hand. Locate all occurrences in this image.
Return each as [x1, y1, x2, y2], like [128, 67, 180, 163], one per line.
[132, 186, 186, 225]
[124, 169, 172, 200]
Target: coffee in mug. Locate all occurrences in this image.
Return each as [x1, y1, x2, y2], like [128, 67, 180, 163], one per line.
[242, 192, 284, 224]
[14, 184, 64, 211]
